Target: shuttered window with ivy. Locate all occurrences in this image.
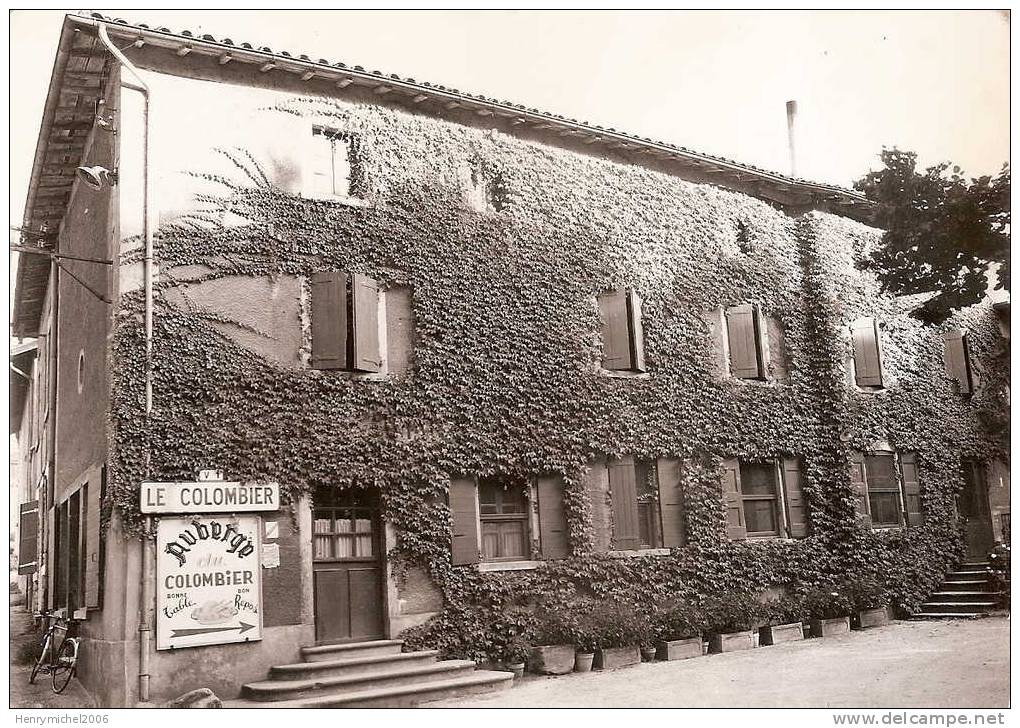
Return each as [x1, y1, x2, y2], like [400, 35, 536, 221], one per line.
[598, 288, 646, 372]
[851, 317, 884, 388]
[310, 271, 382, 373]
[850, 451, 923, 528]
[721, 457, 808, 540]
[726, 304, 765, 380]
[607, 456, 688, 550]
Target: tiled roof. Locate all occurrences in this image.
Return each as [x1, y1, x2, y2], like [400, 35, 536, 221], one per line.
[13, 12, 872, 336]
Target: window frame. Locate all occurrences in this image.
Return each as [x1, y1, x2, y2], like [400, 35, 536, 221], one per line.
[858, 451, 906, 528]
[309, 272, 389, 377]
[738, 460, 783, 537]
[477, 475, 533, 563]
[308, 126, 364, 202]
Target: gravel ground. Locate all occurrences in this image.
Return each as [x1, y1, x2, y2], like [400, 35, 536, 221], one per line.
[429, 617, 1010, 709]
[9, 604, 95, 710]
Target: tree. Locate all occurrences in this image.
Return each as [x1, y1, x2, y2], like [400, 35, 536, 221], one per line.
[853, 148, 1010, 324]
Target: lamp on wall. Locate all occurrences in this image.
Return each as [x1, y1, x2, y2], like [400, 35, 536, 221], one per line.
[76, 166, 118, 190]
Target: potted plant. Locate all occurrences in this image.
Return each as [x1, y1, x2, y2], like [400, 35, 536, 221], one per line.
[703, 593, 764, 653]
[587, 602, 647, 670]
[502, 638, 529, 680]
[759, 597, 806, 646]
[846, 578, 892, 629]
[803, 584, 854, 637]
[653, 601, 705, 661]
[527, 606, 576, 675]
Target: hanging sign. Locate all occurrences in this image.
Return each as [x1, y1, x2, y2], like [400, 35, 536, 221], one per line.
[156, 515, 262, 650]
[141, 481, 280, 514]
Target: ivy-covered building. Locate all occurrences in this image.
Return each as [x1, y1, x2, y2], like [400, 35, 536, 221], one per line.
[10, 13, 1010, 708]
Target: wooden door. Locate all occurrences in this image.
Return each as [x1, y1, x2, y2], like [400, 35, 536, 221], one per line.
[960, 461, 994, 558]
[312, 487, 385, 643]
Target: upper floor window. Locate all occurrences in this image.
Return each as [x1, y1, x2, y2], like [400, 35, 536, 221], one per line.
[309, 127, 360, 200]
[466, 162, 507, 213]
[598, 288, 646, 373]
[851, 317, 884, 389]
[310, 271, 381, 373]
[944, 328, 975, 395]
[721, 457, 808, 540]
[704, 305, 789, 382]
[849, 450, 922, 528]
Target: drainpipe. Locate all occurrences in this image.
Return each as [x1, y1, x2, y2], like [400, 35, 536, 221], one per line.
[95, 22, 155, 705]
[785, 100, 798, 179]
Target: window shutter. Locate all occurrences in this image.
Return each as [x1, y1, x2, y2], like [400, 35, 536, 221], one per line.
[852, 318, 883, 387]
[536, 476, 569, 559]
[703, 308, 729, 377]
[84, 477, 102, 609]
[308, 131, 335, 198]
[781, 457, 809, 538]
[943, 329, 972, 394]
[608, 457, 641, 550]
[627, 289, 646, 373]
[764, 315, 789, 381]
[351, 273, 382, 372]
[17, 501, 39, 575]
[656, 457, 687, 548]
[598, 289, 633, 371]
[310, 272, 348, 370]
[449, 478, 480, 566]
[721, 458, 747, 540]
[900, 452, 923, 527]
[849, 451, 872, 528]
[726, 305, 762, 379]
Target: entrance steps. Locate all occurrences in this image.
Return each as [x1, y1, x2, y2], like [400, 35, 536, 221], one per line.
[912, 560, 1002, 619]
[224, 639, 512, 708]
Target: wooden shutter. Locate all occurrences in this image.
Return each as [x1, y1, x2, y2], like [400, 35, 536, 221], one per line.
[536, 476, 569, 559]
[900, 452, 923, 527]
[656, 457, 687, 548]
[351, 273, 381, 372]
[849, 451, 872, 528]
[726, 305, 762, 379]
[721, 458, 747, 540]
[943, 329, 972, 394]
[449, 478, 480, 566]
[852, 318, 883, 387]
[781, 458, 809, 538]
[84, 477, 102, 608]
[764, 315, 789, 381]
[598, 289, 632, 371]
[608, 457, 641, 550]
[310, 272, 348, 370]
[627, 289, 646, 373]
[17, 501, 39, 575]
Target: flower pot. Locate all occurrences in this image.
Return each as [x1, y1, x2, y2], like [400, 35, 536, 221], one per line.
[708, 630, 755, 653]
[810, 616, 851, 638]
[528, 644, 575, 675]
[594, 645, 641, 670]
[853, 606, 891, 630]
[640, 646, 657, 662]
[506, 662, 525, 680]
[574, 652, 595, 673]
[759, 622, 804, 646]
[656, 636, 703, 661]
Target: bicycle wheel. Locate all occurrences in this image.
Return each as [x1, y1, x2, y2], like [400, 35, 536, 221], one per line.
[29, 635, 51, 684]
[51, 640, 77, 694]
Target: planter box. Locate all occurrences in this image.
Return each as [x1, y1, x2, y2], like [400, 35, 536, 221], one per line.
[760, 621, 805, 646]
[656, 637, 703, 661]
[528, 645, 575, 675]
[810, 616, 851, 637]
[854, 607, 891, 630]
[708, 630, 755, 653]
[594, 645, 641, 670]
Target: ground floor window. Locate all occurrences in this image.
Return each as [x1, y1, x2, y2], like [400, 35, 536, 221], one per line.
[865, 454, 901, 527]
[722, 457, 808, 540]
[478, 475, 530, 561]
[738, 461, 781, 536]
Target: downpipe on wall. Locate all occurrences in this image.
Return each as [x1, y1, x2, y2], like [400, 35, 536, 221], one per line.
[96, 21, 155, 705]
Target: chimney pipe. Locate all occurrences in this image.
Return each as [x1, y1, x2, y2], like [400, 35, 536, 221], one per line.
[786, 100, 798, 178]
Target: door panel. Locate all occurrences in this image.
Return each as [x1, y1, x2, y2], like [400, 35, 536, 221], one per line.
[961, 461, 994, 558]
[312, 487, 385, 643]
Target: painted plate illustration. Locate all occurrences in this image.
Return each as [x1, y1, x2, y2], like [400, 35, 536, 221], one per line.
[191, 600, 239, 625]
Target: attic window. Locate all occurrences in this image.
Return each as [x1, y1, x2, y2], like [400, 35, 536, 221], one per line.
[309, 127, 362, 200]
[467, 162, 507, 213]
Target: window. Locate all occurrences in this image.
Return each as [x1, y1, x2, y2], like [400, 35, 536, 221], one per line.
[726, 304, 766, 380]
[704, 306, 789, 381]
[467, 162, 506, 213]
[310, 271, 382, 373]
[309, 127, 360, 200]
[449, 474, 569, 565]
[52, 486, 90, 613]
[944, 329, 975, 394]
[478, 475, 530, 561]
[721, 457, 808, 540]
[312, 487, 377, 561]
[849, 451, 922, 528]
[606, 456, 687, 550]
[598, 288, 645, 373]
[851, 317, 884, 388]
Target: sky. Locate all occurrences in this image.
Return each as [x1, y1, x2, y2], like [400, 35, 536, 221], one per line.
[6, 9, 1011, 300]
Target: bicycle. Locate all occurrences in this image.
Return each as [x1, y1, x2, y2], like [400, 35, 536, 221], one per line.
[29, 610, 82, 694]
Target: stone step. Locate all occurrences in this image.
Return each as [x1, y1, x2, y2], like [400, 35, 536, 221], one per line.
[928, 590, 1000, 601]
[301, 639, 404, 663]
[243, 659, 477, 702]
[224, 670, 514, 708]
[944, 572, 993, 582]
[939, 579, 994, 591]
[912, 611, 984, 619]
[269, 650, 439, 681]
[918, 600, 998, 614]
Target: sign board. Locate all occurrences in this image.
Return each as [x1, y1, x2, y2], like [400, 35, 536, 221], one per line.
[141, 482, 280, 514]
[156, 516, 262, 650]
